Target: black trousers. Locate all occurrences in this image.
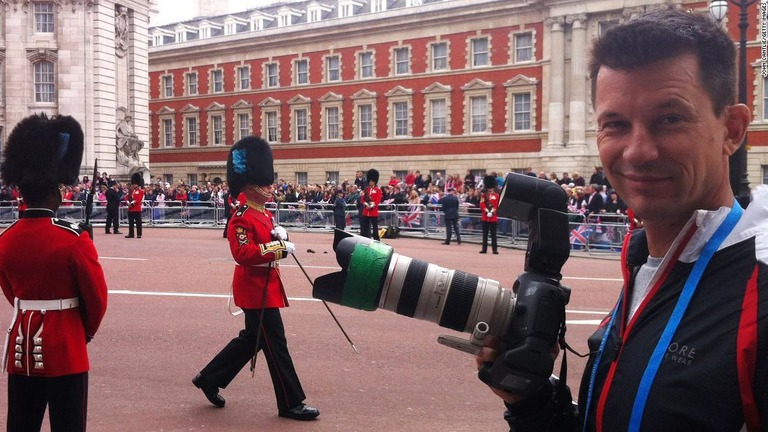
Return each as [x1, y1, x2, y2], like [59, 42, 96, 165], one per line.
[199, 308, 305, 412]
[7, 372, 88, 432]
[105, 209, 119, 233]
[127, 212, 142, 237]
[445, 217, 461, 244]
[481, 221, 497, 252]
[360, 215, 379, 240]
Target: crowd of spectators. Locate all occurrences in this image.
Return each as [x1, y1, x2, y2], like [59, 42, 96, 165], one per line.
[0, 167, 629, 223]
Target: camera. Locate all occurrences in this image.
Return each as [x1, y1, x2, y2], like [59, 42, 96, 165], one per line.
[313, 173, 571, 397]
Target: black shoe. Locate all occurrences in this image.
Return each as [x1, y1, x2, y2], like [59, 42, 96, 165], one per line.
[441, 242, 450, 245]
[279, 403, 319, 421]
[192, 374, 225, 408]
[105, 232, 111, 235]
[137, 236, 141, 239]
[479, 250, 487, 254]
[125, 235, 134, 238]
[114, 231, 122, 234]
[492, 251, 499, 255]
[457, 241, 462, 245]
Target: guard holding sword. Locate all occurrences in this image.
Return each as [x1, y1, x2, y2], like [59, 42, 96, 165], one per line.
[0, 114, 108, 431]
[192, 136, 319, 421]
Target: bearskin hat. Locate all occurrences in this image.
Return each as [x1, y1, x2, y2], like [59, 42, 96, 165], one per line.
[1, 114, 84, 203]
[366, 169, 379, 185]
[227, 136, 274, 197]
[130, 172, 145, 187]
[483, 175, 497, 191]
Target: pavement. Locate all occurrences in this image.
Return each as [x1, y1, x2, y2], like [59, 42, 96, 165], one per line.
[0, 228, 623, 431]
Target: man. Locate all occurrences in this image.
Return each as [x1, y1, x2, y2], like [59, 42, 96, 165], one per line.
[124, 173, 145, 238]
[584, 184, 604, 218]
[360, 168, 382, 240]
[0, 114, 108, 431]
[438, 188, 461, 245]
[333, 188, 347, 231]
[479, 175, 499, 254]
[192, 136, 319, 421]
[477, 10, 767, 431]
[105, 180, 122, 234]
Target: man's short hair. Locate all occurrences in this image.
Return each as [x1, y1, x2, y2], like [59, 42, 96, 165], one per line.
[589, 9, 736, 116]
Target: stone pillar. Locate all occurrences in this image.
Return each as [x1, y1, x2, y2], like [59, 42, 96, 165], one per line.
[545, 16, 566, 148]
[567, 14, 588, 148]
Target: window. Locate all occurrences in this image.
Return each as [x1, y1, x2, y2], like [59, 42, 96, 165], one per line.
[266, 111, 278, 142]
[296, 172, 308, 185]
[295, 59, 308, 85]
[186, 117, 198, 146]
[162, 75, 173, 98]
[163, 174, 173, 185]
[265, 63, 278, 88]
[359, 104, 373, 138]
[237, 113, 250, 140]
[394, 47, 410, 75]
[430, 99, 447, 135]
[513, 93, 531, 131]
[394, 170, 408, 183]
[340, 4, 353, 17]
[326, 56, 340, 82]
[359, 52, 374, 79]
[187, 72, 198, 95]
[34, 61, 55, 103]
[763, 165, 768, 184]
[371, 0, 387, 12]
[763, 77, 768, 119]
[295, 109, 308, 141]
[211, 70, 223, 93]
[471, 38, 489, 67]
[325, 107, 339, 140]
[309, 9, 322, 22]
[162, 119, 173, 147]
[211, 115, 223, 145]
[431, 42, 448, 71]
[238, 66, 250, 90]
[470, 96, 488, 133]
[514, 33, 533, 63]
[34, 3, 55, 33]
[326, 171, 339, 183]
[394, 101, 408, 136]
[188, 174, 198, 187]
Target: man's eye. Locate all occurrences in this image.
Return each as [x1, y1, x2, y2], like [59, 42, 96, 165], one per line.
[598, 121, 628, 131]
[657, 115, 684, 126]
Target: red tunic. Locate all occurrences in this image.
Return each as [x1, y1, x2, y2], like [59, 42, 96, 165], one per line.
[0, 210, 108, 377]
[228, 203, 291, 309]
[480, 191, 499, 222]
[127, 188, 145, 212]
[361, 186, 382, 217]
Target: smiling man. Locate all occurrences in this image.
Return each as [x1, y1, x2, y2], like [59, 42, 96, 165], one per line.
[477, 10, 768, 431]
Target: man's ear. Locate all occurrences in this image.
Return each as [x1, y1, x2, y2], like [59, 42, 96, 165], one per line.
[723, 103, 751, 156]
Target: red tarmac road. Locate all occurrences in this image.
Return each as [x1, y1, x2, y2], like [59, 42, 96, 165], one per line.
[0, 228, 622, 431]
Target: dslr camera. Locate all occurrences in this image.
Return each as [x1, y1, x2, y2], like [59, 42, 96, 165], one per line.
[313, 173, 571, 397]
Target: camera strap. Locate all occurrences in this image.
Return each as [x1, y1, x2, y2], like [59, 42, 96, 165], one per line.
[627, 201, 742, 431]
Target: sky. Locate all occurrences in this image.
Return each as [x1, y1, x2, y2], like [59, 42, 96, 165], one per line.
[152, 0, 280, 26]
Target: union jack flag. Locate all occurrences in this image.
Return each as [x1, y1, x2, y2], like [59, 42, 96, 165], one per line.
[570, 224, 590, 249]
[399, 211, 421, 227]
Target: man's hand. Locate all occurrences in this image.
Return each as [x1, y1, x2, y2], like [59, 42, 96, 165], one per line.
[475, 336, 525, 405]
[284, 241, 296, 256]
[271, 226, 288, 241]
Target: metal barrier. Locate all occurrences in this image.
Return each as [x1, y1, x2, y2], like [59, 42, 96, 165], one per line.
[0, 199, 625, 255]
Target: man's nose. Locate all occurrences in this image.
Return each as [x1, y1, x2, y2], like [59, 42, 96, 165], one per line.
[623, 125, 659, 163]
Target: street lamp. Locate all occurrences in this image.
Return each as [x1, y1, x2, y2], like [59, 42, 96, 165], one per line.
[710, 0, 757, 207]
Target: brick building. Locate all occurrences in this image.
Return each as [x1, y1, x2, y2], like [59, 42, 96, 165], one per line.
[147, 0, 768, 187]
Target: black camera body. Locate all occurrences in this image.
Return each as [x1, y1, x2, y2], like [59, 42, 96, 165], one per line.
[313, 173, 571, 397]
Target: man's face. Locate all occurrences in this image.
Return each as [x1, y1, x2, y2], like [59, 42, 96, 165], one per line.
[595, 54, 739, 224]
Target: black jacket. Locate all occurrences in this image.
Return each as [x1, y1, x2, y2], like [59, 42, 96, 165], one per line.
[438, 193, 460, 220]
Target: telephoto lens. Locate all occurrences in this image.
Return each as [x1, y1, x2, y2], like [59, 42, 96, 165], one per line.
[313, 235, 516, 337]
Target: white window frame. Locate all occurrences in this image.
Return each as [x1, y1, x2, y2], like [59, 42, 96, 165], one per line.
[295, 58, 309, 85]
[320, 92, 344, 142]
[260, 97, 282, 144]
[210, 114, 223, 146]
[371, 0, 387, 12]
[211, 69, 223, 93]
[34, 61, 55, 103]
[162, 75, 173, 98]
[185, 116, 199, 147]
[423, 83, 452, 136]
[325, 55, 341, 82]
[430, 41, 449, 72]
[512, 31, 534, 63]
[237, 113, 250, 140]
[386, 86, 413, 138]
[186, 72, 198, 96]
[289, 95, 311, 143]
[469, 95, 488, 133]
[352, 89, 377, 140]
[461, 79, 493, 135]
[470, 37, 490, 68]
[358, 51, 375, 79]
[34, 2, 55, 33]
[264, 62, 279, 88]
[512, 93, 532, 131]
[237, 65, 250, 90]
[504, 74, 538, 133]
[392, 46, 411, 76]
[161, 117, 174, 148]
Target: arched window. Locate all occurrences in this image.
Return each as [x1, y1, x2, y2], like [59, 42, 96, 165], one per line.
[34, 61, 55, 103]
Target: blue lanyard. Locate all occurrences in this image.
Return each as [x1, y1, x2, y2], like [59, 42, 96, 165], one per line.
[584, 201, 743, 432]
